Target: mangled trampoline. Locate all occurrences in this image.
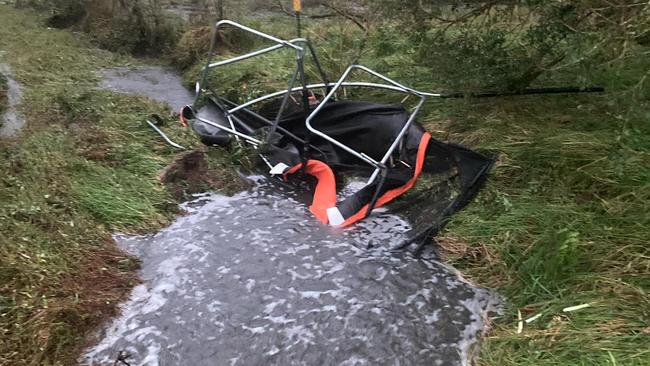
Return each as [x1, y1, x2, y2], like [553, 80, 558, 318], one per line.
[179, 20, 493, 249]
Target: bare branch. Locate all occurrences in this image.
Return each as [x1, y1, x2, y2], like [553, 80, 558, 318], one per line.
[319, 1, 368, 32]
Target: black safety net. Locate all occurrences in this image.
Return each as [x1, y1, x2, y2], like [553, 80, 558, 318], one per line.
[190, 98, 493, 248]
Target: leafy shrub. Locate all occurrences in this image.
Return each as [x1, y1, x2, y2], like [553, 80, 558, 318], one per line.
[43, 0, 87, 28]
[18, 0, 184, 56]
[416, 27, 528, 91]
[371, 1, 650, 92]
[172, 25, 260, 70]
[172, 26, 214, 70]
[83, 1, 184, 55]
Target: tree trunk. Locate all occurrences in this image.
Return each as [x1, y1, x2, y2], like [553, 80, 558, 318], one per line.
[214, 0, 224, 20]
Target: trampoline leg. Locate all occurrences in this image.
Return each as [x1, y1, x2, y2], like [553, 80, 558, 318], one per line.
[364, 166, 387, 219]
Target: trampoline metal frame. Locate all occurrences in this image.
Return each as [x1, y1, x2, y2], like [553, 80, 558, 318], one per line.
[187, 20, 442, 221]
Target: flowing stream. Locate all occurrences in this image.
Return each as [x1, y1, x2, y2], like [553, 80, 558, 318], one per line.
[86, 66, 500, 366]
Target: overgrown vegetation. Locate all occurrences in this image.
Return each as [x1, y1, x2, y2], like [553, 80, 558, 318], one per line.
[367, 1, 649, 92]
[0, 7, 244, 365]
[16, 0, 184, 55]
[432, 77, 649, 365]
[1, 0, 649, 365]
[84, 0, 184, 55]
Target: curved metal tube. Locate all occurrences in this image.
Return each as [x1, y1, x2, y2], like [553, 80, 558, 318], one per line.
[208, 43, 286, 69]
[194, 115, 262, 145]
[304, 65, 429, 176]
[228, 82, 441, 114]
[207, 38, 309, 69]
[215, 20, 303, 52]
[195, 21, 305, 106]
[146, 119, 186, 150]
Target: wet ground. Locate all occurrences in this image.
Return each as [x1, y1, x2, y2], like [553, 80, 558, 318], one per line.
[0, 62, 24, 137]
[83, 181, 499, 366]
[89, 66, 500, 365]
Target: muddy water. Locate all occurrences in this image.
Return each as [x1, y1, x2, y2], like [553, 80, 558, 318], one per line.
[99, 67, 195, 108]
[83, 180, 498, 366]
[0, 62, 25, 137]
[99, 66, 226, 124]
[89, 67, 500, 365]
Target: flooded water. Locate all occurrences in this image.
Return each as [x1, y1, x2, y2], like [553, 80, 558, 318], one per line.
[99, 67, 195, 108]
[99, 66, 226, 125]
[0, 62, 25, 137]
[91, 66, 500, 365]
[83, 179, 499, 366]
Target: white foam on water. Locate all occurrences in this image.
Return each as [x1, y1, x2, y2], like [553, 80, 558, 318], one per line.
[82, 180, 500, 366]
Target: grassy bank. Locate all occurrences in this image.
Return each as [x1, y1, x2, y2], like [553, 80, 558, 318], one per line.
[432, 66, 650, 364]
[403, 9, 650, 362]
[0, 7, 243, 365]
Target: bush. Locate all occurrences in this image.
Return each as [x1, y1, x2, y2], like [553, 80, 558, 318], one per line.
[83, 1, 185, 55]
[371, 1, 650, 92]
[172, 25, 259, 70]
[44, 0, 87, 28]
[18, 0, 184, 56]
[415, 27, 530, 91]
[172, 26, 214, 70]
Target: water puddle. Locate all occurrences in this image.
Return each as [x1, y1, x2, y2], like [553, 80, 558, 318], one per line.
[0, 62, 25, 137]
[83, 179, 499, 366]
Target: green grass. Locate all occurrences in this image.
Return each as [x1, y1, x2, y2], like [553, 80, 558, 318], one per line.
[0, 7, 243, 365]
[1, 4, 649, 365]
[429, 74, 650, 364]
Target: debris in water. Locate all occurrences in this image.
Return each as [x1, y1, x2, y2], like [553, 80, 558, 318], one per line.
[181, 20, 494, 235]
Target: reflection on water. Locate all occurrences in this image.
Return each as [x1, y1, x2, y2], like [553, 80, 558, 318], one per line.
[83, 178, 499, 366]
